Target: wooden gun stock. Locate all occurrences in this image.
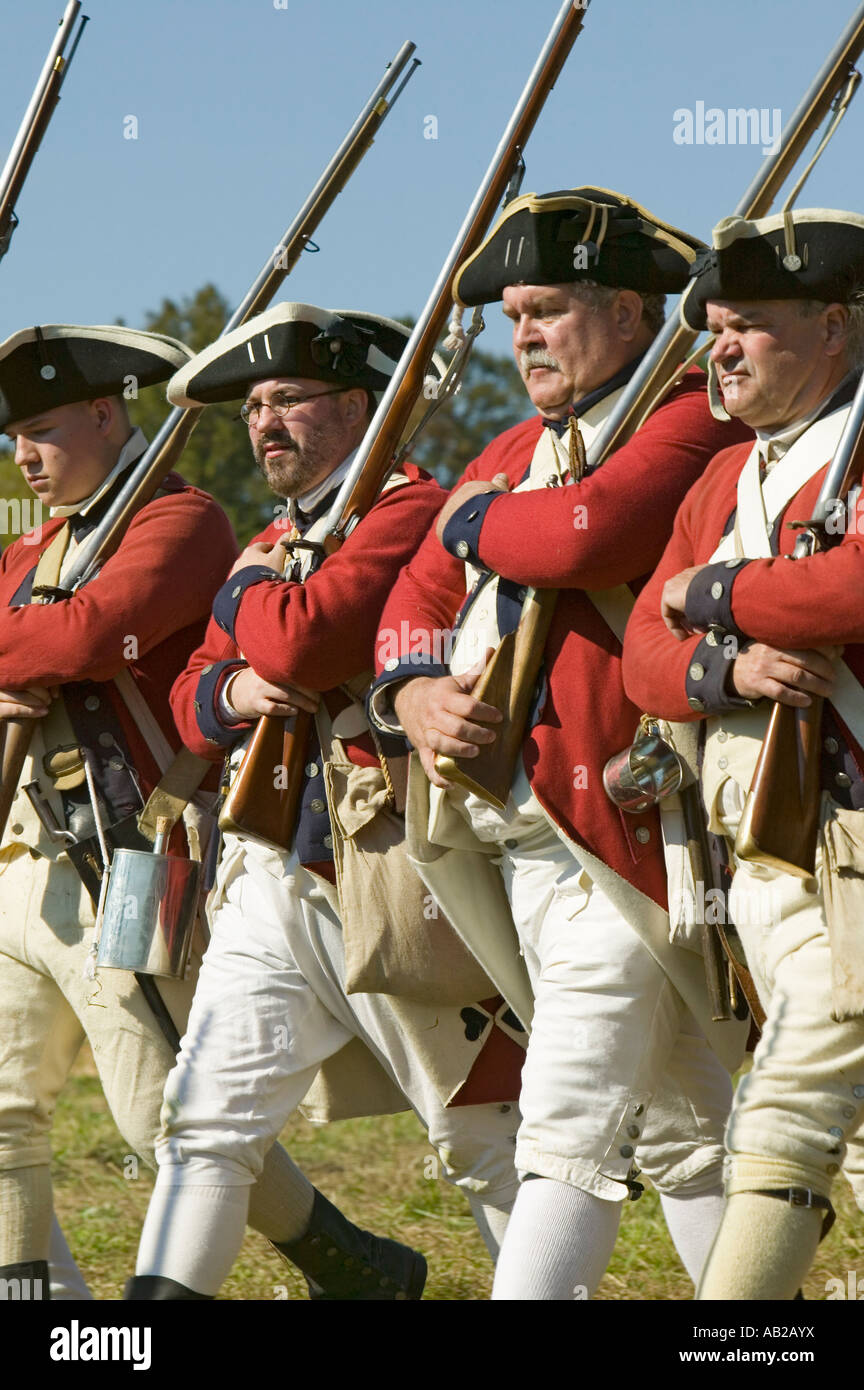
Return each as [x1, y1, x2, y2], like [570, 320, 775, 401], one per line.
[219, 709, 313, 849]
[0, 719, 34, 844]
[735, 697, 823, 878]
[435, 587, 558, 808]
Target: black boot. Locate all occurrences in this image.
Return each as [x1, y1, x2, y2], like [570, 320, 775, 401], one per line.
[272, 1191, 427, 1300]
[124, 1275, 213, 1300]
[0, 1259, 50, 1300]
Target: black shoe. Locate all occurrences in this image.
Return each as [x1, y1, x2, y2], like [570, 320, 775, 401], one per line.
[272, 1191, 427, 1300]
[124, 1275, 213, 1300]
[0, 1260, 50, 1300]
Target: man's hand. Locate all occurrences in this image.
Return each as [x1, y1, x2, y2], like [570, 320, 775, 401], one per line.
[393, 651, 502, 787]
[225, 667, 319, 721]
[228, 541, 287, 579]
[731, 644, 842, 706]
[0, 685, 53, 721]
[660, 564, 709, 640]
[435, 474, 510, 544]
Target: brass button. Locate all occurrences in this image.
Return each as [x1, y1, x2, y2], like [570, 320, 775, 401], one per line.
[843, 1106, 855, 1119]
[717, 731, 727, 743]
[310, 799, 326, 814]
[689, 663, 705, 681]
[504, 838, 519, 850]
[829, 1126, 844, 1138]
[824, 737, 840, 755]
[109, 757, 125, 772]
[231, 585, 242, 598]
[384, 658, 398, 672]
[705, 630, 718, 647]
[725, 558, 743, 568]
[626, 1125, 640, 1138]
[619, 1145, 634, 1158]
[635, 827, 650, 844]
[10, 823, 23, 835]
[84, 695, 100, 712]
[718, 757, 728, 771]
[323, 834, 333, 849]
[305, 763, 319, 778]
[201, 664, 213, 675]
[455, 540, 470, 558]
[826, 1163, 840, 1175]
[853, 1085, 864, 1099]
[835, 771, 852, 788]
[687, 697, 706, 712]
[710, 582, 724, 600]
[633, 1104, 644, 1116]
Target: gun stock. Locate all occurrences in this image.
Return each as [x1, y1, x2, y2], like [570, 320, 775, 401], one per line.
[734, 696, 824, 879]
[219, 709, 312, 847]
[436, 586, 558, 808]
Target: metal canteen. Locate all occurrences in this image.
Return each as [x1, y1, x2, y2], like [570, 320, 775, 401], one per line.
[602, 719, 685, 814]
[96, 816, 199, 978]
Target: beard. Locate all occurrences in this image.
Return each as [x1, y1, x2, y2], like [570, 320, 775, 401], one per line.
[252, 410, 349, 499]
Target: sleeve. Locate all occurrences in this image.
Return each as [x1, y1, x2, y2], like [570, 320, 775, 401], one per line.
[622, 475, 745, 722]
[443, 378, 750, 589]
[0, 490, 238, 688]
[711, 489, 864, 648]
[209, 477, 445, 694]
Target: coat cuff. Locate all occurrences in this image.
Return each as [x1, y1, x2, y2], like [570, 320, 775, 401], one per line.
[194, 659, 252, 747]
[213, 566, 285, 642]
[684, 559, 750, 640]
[368, 656, 450, 734]
[441, 491, 503, 567]
[684, 634, 755, 715]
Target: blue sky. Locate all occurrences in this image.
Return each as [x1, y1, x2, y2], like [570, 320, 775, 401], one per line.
[1, 0, 861, 359]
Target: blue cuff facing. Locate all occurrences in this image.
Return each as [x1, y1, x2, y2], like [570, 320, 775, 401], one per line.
[684, 559, 751, 641]
[684, 634, 755, 715]
[441, 490, 503, 567]
[193, 659, 250, 747]
[213, 566, 285, 642]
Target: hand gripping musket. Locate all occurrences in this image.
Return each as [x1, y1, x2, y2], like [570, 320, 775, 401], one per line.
[0, 1, 89, 266]
[0, 41, 420, 846]
[434, 0, 864, 814]
[219, 0, 592, 850]
[735, 371, 864, 878]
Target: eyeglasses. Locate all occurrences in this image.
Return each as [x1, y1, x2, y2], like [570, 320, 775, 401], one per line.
[238, 386, 346, 426]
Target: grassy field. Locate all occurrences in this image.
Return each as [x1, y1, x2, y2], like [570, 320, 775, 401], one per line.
[53, 1046, 864, 1302]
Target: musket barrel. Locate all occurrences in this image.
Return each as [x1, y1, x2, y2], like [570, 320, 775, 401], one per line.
[325, 0, 591, 539]
[0, 0, 81, 203]
[585, 0, 864, 467]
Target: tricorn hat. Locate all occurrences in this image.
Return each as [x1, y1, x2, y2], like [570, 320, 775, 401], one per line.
[453, 187, 705, 307]
[681, 208, 864, 329]
[0, 324, 192, 430]
[166, 302, 436, 407]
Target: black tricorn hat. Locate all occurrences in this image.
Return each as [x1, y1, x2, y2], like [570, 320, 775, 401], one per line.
[0, 324, 192, 430]
[166, 302, 437, 407]
[681, 209, 864, 329]
[453, 187, 705, 307]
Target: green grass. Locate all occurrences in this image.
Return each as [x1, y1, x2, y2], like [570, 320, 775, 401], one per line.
[52, 1047, 864, 1301]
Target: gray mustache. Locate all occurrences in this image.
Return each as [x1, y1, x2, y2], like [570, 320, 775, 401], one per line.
[520, 348, 560, 373]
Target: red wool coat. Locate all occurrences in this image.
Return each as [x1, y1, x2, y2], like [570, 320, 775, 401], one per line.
[375, 372, 752, 908]
[171, 465, 445, 769]
[623, 438, 864, 764]
[0, 473, 237, 798]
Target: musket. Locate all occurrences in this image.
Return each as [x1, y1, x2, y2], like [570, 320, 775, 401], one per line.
[435, 0, 864, 810]
[220, 0, 592, 849]
[0, 41, 421, 846]
[0, 1, 89, 265]
[735, 370, 864, 878]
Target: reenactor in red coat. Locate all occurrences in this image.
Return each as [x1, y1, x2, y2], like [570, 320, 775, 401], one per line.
[126, 302, 524, 1302]
[368, 188, 753, 1298]
[0, 322, 429, 1302]
[623, 207, 864, 1299]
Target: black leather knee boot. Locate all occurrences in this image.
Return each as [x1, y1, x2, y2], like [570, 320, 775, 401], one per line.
[123, 1275, 213, 1300]
[272, 1190, 427, 1300]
